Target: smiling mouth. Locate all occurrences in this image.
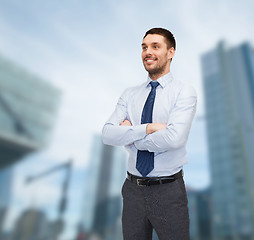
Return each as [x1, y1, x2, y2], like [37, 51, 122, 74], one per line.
[144, 57, 157, 64]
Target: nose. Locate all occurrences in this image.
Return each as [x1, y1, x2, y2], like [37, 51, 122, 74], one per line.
[144, 50, 153, 60]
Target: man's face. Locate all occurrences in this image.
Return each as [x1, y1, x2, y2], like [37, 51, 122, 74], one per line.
[142, 34, 174, 77]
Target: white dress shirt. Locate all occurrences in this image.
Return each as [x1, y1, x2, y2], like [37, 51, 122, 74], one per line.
[102, 72, 197, 177]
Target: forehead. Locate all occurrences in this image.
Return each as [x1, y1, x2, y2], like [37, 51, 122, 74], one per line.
[142, 34, 167, 45]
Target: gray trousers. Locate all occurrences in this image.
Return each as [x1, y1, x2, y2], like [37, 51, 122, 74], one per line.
[121, 176, 190, 240]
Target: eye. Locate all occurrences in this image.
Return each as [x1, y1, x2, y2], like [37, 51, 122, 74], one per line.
[154, 45, 159, 49]
[142, 46, 148, 50]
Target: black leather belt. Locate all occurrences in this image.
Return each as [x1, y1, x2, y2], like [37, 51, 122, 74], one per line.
[127, 170, 183, 186]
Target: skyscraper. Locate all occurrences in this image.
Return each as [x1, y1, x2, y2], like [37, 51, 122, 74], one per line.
[81, 135, 127, 238]
[201, 42, 254, 240]
[187, 187, 212, 240]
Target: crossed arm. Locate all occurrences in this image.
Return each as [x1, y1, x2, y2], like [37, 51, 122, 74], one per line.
[102, 85, 197, 152]
[121, 120, 166, 134]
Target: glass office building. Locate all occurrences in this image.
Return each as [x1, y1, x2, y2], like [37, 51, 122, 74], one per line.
[201, 42, 254, 240]
[81, 134, 127, 239]
[188, 188, 212, 240]
[0, 55, 61, 169]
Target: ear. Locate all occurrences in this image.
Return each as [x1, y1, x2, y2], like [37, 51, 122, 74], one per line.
[168, 47, 175, 61]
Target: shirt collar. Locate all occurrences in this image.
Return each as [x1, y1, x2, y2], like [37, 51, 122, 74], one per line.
[145, 72, 174, 88]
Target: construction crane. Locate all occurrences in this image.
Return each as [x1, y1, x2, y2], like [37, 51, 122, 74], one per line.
[26, 159, 72, 240]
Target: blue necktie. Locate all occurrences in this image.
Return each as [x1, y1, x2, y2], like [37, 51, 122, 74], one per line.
[136, 81, 159, 177]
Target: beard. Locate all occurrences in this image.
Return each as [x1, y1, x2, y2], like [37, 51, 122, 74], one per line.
[143, 59, 168, 76]
[145, 65, 165, 75]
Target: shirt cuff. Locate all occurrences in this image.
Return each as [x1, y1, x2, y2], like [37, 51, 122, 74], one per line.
[132, 124, 147, 141]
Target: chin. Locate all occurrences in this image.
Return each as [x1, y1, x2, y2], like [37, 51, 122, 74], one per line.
[147, 68, 159, 74]
[145, 66, 156, 73]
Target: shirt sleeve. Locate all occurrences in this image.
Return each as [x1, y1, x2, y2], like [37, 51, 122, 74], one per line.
[102, 88, 147, 146]
[134, 85, 197, 152]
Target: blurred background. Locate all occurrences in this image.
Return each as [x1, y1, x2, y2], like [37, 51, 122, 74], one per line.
[0, 0, 253, 240]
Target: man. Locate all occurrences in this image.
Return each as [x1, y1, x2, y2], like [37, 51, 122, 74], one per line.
[102, 28, 197, 240]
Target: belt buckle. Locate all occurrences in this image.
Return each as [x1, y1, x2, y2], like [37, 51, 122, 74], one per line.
[137, 179, 144, 186]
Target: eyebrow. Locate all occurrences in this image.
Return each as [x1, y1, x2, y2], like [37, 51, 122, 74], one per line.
[142, 42, 160, 46]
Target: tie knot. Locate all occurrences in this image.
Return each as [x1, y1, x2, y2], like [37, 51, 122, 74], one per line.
[150, 81, 159, 89]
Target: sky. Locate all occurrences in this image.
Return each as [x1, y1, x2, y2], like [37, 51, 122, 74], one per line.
[0, 0, 254, 239]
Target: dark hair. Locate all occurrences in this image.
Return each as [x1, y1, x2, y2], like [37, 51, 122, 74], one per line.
[143, 28, 176, 50]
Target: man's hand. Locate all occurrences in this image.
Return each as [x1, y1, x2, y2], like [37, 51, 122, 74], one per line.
[146, 123, 167, 134]
[120, 120, 132, 126]
[120, 121, 166, 134]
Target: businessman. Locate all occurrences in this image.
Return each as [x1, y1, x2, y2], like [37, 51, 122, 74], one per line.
[102, 27, 197, 240]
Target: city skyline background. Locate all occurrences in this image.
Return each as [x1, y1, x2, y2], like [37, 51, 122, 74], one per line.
[0, 0, 254, 239]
